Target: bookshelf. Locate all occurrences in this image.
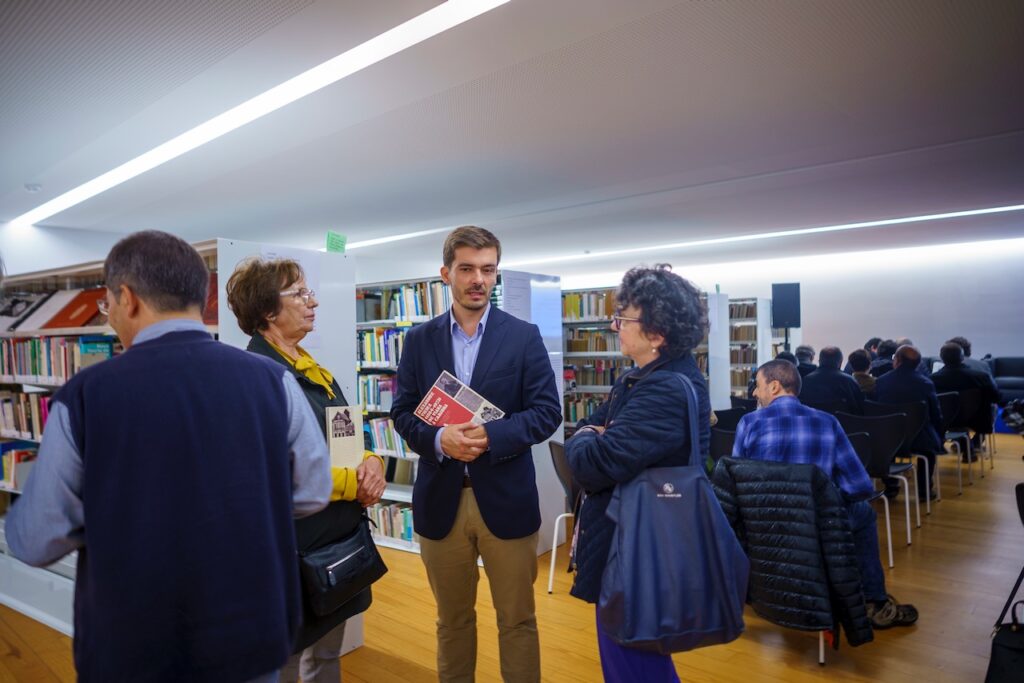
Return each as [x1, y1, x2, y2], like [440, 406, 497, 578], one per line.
[355, 270, 564, 558]
[0, 238, 368, 654]
[561, 288, 733, 428]
[728, 297, 783, 396]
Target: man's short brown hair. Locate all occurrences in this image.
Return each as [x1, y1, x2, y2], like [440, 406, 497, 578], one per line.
[443, 226, 501, 268]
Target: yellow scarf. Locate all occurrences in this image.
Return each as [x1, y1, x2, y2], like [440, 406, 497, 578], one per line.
[266, 338, 336, 399]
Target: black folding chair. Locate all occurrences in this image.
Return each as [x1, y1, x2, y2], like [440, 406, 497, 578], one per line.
[845, 431, 895, 568]
[713, 408, 749, 432]
[547, 441, 580, 593]
[937, 391, 970, 495]
[867, 399, 930, 517]
[731, 396, 757, 411]
[837, 411, 911, 559]
[710, 428, 737, 463]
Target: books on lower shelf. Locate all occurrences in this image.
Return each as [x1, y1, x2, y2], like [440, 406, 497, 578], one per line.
[0, 391, 51, 440]
[565, 327, 620, 352]
[367, 501, 416, 545]
[1, 335, 116, 384]
[564, 392, 607, 425]
[564, 358, 631, 388]
[1, 440, 38, 490]
[357, 327, 407, 366]
[358, 374, 395, 412]
[366, 416, 410, 458]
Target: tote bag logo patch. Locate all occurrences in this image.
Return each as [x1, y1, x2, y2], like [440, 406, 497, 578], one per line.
[658, 482, 681, 498]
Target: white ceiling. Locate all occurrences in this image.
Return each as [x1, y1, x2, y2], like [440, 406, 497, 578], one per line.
[1, 0, 1022, 278]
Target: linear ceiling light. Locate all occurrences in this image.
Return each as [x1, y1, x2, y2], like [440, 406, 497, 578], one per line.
[9, 0, 510, 229]
[503, 203, 1024, 268]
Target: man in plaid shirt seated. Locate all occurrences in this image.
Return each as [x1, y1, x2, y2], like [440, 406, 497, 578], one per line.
[731, 359, 918, 629]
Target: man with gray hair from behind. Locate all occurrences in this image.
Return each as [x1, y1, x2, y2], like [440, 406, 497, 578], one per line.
[6, 230, 331, 683]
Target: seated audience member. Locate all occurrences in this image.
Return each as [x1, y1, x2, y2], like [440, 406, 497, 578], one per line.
[748, 350, 798, 397]
[869, 339, 898, 378]
[795, 344, 817, 377]
[874, 345, 944, 498]
[946, 336, 993, 376]
[800, 346, 865, 413]
[931, 342, 1003, 450]
[732, 360, 918, 628]
[844, 337, 881, 373]
[848, 349, 877, 397]
[896, 338, 932, 376]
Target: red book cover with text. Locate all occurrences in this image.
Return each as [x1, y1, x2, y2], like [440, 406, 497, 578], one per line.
[414, 386, 475, 426]
[41, 288, 105, 329]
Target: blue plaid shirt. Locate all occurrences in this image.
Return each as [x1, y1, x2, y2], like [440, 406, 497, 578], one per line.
[732, 395, 874, 501]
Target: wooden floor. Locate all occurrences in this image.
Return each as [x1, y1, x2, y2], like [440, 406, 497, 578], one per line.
[3, 435, 1022, 682]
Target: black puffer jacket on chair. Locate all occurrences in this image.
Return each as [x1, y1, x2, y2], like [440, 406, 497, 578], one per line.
[711, 457, 874, 648]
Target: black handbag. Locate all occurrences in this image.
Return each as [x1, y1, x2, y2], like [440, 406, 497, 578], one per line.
[597, 373, 750, 654]
[985, 566, 1024, 682]
[298, 516, 388, 617]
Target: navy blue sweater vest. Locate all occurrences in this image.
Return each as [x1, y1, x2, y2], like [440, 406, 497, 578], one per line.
[57, 330, 301, 682]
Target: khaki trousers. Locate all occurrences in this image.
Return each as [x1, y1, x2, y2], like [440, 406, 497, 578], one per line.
[419, 488, 540, 683]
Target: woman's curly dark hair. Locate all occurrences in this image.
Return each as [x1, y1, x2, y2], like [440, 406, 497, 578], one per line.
[615, 264, 707, 358]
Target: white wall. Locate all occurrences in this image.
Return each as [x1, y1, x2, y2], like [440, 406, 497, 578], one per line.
[1, 224, 123, 276]
[562, 237, 1024, 361]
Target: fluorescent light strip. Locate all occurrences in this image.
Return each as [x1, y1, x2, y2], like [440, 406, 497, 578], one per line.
[504, 203, 1024, 268]
[9, 0, 510, 229]
[346, 226, 453, 250]
[560, 236, 1024, 290]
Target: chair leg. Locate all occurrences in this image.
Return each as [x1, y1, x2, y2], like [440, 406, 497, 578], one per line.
[819, 631, 825, 666]
[547, 512, 573, 594]
[894, 475, 912, 545]
[948, 440, 962, 495]
[913, 455, 928, 518]
[881, 495, 894, 568]
[967, 437, 975, 484]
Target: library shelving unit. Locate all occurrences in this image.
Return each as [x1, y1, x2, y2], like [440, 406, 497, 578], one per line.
[561, 289, 734, 422]
[0, 238, 368, 653]
[727, 297, 776, 396]
[0, 241, 222, 637]
[355, 269, 565, 557]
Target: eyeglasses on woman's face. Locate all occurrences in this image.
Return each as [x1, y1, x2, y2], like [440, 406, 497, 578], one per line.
[610, 313, 641, 330]
[280, 287, 316, 306]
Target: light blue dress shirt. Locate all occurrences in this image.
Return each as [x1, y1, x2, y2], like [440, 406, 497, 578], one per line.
[433, 305, 491, 461]
[6, 318, 330, 567]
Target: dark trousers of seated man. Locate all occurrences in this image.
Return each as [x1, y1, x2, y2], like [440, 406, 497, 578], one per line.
[847, 500, 887, 602]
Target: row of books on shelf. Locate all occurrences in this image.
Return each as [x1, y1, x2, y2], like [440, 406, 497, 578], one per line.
[728, 301, 757, 319]
[564, 360, 631, 388]
[730, 347, 758, 364]
[565, 328, 620, 352]
[0, 274, 218, 333]
[367, 501, 416, 544]
[562, 290, 615, 321]
[0, 392, 50, 440]
[1, 336, 117, 384]
[358, 374, 396, 411]
[730, 326, 758, 342]
[357, 327, 407, 367]
[367, 417, 411, 459]
[1, 441, 38, 491]
[564, 394, 605, 425]
[357, 281, 451, 322]
[730, 368, 753, 388]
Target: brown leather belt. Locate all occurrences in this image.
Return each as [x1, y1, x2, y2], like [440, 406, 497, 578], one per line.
[462, 475, 472, 488]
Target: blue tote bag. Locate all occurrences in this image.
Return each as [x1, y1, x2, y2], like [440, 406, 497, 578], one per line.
[597, 373, 750, 654]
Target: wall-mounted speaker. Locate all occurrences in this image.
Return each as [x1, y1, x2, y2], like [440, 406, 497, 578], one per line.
[771, 283, 801, 328]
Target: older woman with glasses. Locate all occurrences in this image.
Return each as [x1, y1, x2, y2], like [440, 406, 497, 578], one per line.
[565, 264, 711, 682]
[226, 257, 386, 683]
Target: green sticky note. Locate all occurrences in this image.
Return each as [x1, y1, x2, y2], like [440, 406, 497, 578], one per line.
[326, 231, 347, 253]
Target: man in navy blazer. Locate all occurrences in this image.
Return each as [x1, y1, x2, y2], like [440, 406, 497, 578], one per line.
[391, 226, 561, 683]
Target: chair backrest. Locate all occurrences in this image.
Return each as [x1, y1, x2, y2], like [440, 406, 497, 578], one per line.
[1017, 483, 1024, 529]
[936, 391, 960, 432]
[731, 396, 757, 411]
[549, 441, 581, 514]
[845, 431, 872, 470]
[710, 428, 737, 462]
[713, 407, 749, 431]
[835, 411, 907, 479]
[951, 387, 982, 429]
[801, 398, 849, 415]
[866, 400, 926, 457]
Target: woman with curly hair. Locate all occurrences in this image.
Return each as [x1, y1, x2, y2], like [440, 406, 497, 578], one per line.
[565, 264, 711, 681]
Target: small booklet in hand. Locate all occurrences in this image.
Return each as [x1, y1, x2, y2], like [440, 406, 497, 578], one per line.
[414, 370, 505, 426]
[326, 406, 363, 469]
